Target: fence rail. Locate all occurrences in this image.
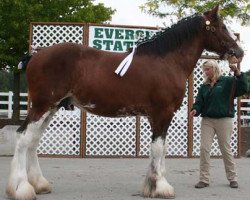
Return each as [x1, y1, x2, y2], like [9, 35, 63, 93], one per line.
[240, 98, 250, 126]
[0, 91, 250, 125]
[0, 91, 28, 119]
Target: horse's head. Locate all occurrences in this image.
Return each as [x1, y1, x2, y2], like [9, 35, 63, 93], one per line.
[202, 5, 244, 63]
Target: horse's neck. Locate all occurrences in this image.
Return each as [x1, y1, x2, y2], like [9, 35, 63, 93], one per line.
[173, 36, 204, 78]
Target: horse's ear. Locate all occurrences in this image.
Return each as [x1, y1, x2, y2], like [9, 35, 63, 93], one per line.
[204, 5, 220, 21]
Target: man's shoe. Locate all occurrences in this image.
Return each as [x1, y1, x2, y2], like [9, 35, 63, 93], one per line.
[195, 181, 209, 188]
[230, 181, 238, 188]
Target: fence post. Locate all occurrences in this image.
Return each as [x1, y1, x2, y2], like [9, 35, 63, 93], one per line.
[8, 91, 13, 118]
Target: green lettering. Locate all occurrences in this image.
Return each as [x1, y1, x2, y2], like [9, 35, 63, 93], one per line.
[113, 41, 123, 51]
[123, 41, 134, 50]
[125, 30, 134, 40]
[103, 40, 113, 50]
[104, 28, 114, 39]
[135, 30, 144, 39]
[92, 39, 102, 49]
[94, 28, 103, 38]
[115, 29, 124, 39]
[145, 31, 153, 39]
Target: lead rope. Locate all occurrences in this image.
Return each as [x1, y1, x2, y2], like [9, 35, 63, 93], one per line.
[115, 45, 137, 77]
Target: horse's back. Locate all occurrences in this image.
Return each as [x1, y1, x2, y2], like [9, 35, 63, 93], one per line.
[26, 43, 125, 111]
[27, 43, 123, 76]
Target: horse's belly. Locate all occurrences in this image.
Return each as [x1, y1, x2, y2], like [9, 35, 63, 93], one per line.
[77, 103, 147, 117]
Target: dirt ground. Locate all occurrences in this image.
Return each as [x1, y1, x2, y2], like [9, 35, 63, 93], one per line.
[0, 157, 249, 200]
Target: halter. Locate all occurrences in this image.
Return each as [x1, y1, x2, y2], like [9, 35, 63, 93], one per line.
[205, 20, 216, 32]
[204, 17, 239, 57]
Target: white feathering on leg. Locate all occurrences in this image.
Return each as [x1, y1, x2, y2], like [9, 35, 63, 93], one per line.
[155, 177, 175, 198]
[142, 137, 175, 198]
[6, 111, 53, 200]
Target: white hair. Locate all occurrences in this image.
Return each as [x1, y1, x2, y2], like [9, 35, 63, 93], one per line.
[202, 59, 221, 84]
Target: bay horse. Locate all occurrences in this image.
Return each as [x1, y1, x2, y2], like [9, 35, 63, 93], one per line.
[6, 5, 244, 200]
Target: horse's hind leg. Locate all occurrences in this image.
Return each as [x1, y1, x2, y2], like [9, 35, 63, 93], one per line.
[6, 109, 55, 200]
[142, 112, 175, 199]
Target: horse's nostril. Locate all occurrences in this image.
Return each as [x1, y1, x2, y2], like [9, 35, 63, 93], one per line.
[228, 49, 235, 56]
[233, 48, 244, 59]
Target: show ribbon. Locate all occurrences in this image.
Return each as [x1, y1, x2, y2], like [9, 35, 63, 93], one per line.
[115, 45, 136, 77]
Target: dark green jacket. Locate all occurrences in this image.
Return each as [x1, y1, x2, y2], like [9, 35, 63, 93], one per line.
[192, 73, 249, 118]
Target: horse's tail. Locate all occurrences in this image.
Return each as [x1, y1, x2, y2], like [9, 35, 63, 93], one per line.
[17, 54, 32, 71]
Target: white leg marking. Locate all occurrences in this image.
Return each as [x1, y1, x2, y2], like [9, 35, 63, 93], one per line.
[142, 137, 175, 198]
[6, 111, 53, 200]
[27, 111, 54, 194]
[27, 150, 51, 194]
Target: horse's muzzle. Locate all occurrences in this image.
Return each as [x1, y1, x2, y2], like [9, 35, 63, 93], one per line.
[228, 47, 244, 57]
[227, 48, 244, 58]
[222, 47, 244, 63]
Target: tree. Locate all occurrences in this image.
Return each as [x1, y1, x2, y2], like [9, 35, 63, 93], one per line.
[0, 0, 115, 121]
[246, 69, 250, 76]
[0, 70, 27, 92]
[246, 70, 250, 93]
[140, 0, 250, 25]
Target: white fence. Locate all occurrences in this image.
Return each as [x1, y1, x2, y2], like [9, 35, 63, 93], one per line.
[1, 91, 249, 125]
[0, 91, 28, 118]
[241, 98, 250, 126]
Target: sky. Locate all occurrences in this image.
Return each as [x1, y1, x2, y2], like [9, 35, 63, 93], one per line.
[95, 0, 250, 72]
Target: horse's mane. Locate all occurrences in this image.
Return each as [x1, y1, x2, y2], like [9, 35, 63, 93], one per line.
[134, 14, 203, 55]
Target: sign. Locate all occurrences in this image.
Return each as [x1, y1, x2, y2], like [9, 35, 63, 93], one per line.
[88, 26, 157, 52]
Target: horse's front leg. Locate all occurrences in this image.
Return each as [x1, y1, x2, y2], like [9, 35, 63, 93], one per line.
[6, 111, 53, 200]
[142, 113, 175, 199]
[27, 146, 51, 195]
[27, 111, 55, 195]
[6, 129, 37, 200]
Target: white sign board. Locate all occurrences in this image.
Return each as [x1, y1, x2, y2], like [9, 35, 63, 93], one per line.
[88, 25, 157, 52]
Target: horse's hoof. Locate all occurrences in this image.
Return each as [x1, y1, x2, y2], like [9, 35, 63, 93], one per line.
[154, 177, 175, 199]
[35, 178, 51, 194]
[142, 176, 175, 199]
[35, 185, 51, 194]
[141, 191, 175, 199]
[154, 191, 175, 199]
[14, 181, 36, 200]
[6, 183, 15, 199]
[29, 176, 51, 194]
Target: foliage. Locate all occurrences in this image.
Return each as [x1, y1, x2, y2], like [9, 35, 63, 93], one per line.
[0, 70, 27, 92]
[245, 70, 250, 93]
[0, 0, 115, 72]
[246, 69, 250, 76]
[0, 0, 115, 121]
[140, 0, 250, 25]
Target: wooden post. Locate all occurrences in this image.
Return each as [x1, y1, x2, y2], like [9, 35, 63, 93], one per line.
[80, 111, 87, 158]
[136, 116, 141, 157]
[187, 73, 194, 157]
